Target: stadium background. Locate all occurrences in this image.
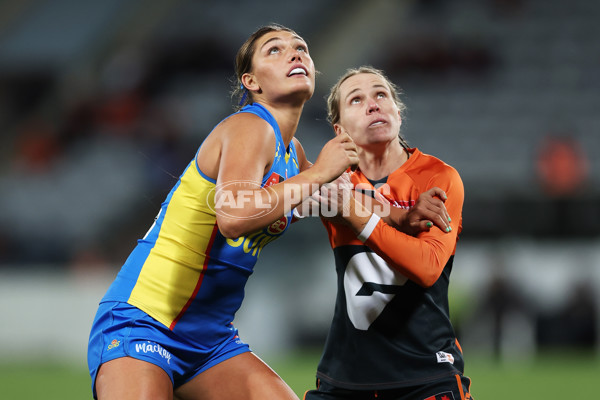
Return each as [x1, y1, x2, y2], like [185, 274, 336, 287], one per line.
[0, 0, 599, 398]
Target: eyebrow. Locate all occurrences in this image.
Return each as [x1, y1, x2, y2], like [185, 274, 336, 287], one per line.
[260, 35, 305, 51]
[344, 84, 388, 101]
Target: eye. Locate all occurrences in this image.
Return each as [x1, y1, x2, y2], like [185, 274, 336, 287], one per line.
[350, 97, 361, 105]
[268, 46, 280, 55]
[297, 45, 307, 53]
[376, 92, 387, 99]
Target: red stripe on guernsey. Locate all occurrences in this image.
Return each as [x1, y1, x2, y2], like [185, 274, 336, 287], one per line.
[169, 223, 220, 330]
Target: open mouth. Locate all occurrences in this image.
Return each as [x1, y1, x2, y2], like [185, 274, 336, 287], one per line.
[288, 66, 307, 77]
[369, 120, 387, 127]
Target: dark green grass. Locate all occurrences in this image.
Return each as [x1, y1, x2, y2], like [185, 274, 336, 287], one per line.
[1, 350, 597, 399]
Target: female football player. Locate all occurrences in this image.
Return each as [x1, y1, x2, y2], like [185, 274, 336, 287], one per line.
[305, 66, 473, 400]
[87, 24, 359, 400]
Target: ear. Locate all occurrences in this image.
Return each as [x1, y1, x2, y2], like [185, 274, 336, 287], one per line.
[333, 123, 344, 136]
[242, 73, 260, 92]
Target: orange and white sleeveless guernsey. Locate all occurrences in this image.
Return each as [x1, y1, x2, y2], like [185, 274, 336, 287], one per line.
[101, 103, 299, 345]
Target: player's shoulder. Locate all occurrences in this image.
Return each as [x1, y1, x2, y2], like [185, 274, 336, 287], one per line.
[213, 110, 275, 145]
[411, 148, 460, 178]
[219, 110, 273, 132]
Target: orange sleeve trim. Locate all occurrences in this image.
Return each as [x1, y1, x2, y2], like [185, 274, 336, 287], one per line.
[455, 338, 463, 354]
[455, 374, 466, 400]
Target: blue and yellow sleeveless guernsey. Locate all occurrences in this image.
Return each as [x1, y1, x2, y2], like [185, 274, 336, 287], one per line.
[101, 103, 299, 345]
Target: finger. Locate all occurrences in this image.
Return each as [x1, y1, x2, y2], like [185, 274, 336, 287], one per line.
[429, 197, 451, 224]
[428, 187, 447, 201]
[342, 141, 358, 152]
[340, 171, 352, 183]
[311, 192, 323, 203]
[423, 214, 447, 233]
[433, 213, 452, 233]
[440, 203, 451, 225]
[422, 197, 451, 226]
[416, 207, 449, 233]
[319, 185, 330, 201]
[338, 131, 354, 143]
[407, 219, 433, 234]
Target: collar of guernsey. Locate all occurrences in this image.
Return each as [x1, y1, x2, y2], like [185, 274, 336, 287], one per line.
[101, 103, 300, 331]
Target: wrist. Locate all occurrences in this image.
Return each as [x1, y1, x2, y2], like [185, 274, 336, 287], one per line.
[300, 167, 327, 188]
[346, 198, 373, 234]
[357, 212, 381, 242]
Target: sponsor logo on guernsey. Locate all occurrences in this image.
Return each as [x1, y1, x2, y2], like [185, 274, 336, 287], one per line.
[135, 341, 172, 364]
[435, 351, 455, 364]
[107, 339, 120, 350]
[267, 216, 288, 235]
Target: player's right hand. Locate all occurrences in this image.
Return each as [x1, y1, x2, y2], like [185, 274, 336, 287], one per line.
[313, 132, 359, 182]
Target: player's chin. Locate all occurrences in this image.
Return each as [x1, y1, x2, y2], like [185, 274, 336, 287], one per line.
[286, 86, 315, 103]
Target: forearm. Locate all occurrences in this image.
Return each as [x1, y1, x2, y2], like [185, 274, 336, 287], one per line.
[362, 217, 454, 287]
[216, 168, 330, 238]
[342, 198, 454, 287]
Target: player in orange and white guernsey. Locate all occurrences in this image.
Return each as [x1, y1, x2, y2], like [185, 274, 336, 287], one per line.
[87, 24, 359, 400]
[305, 67, 474, 400]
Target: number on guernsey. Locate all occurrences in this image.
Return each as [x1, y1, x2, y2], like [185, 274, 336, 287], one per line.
[344, 251, 408, 330]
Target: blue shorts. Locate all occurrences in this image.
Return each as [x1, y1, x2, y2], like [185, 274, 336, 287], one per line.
[87, 301, 250, 398]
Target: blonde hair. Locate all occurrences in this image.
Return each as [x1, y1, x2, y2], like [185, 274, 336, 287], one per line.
[326, 66, 409, 148]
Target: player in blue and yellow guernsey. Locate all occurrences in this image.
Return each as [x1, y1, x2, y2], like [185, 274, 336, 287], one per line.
[305, 67, 474, 400]
[87, 24, 359, 400]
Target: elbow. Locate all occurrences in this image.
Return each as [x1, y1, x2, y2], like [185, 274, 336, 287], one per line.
[414, 269, 442, 288]
[217, 218, 247, 240]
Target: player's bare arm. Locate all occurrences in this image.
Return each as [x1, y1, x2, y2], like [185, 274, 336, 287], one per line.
[213, 114, 358, 238]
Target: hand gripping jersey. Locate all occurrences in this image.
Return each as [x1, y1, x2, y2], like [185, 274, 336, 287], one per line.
[317, 148, 465, 390]
[101, 103, 299, 346]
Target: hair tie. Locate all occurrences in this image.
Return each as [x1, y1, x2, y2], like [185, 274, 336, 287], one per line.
[239, 83, 248, 106]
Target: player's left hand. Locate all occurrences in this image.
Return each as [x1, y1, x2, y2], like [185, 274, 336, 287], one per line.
[399, 187, 452, 236]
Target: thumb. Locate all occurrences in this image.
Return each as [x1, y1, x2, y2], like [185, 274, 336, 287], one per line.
[411, 220, 433, 234]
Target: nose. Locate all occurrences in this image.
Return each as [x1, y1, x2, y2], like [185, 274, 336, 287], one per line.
[367, 98, 380, 113]
[290, 48, 303, 63]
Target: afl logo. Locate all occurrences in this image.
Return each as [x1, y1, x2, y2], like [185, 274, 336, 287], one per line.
[267, 216, 288, 235]
[208, 180, 279, 220]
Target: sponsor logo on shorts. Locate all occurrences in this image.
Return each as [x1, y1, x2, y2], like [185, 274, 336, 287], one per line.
[107, 339, 120, 350]
[135, 341, 172, 365]
[435, 351, 454, 364]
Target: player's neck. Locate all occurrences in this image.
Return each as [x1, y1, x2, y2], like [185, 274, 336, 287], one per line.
[358, 142, 408, 181]
[259, 101, 304, 148]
